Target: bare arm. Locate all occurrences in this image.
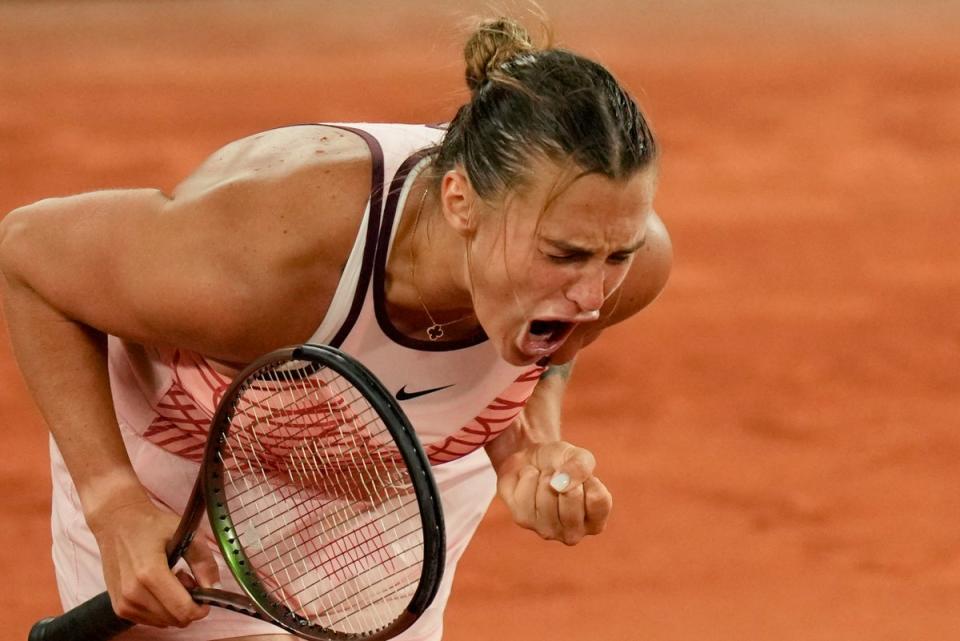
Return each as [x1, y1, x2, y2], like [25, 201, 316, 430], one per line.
[0, 124, 371, 626]
[485, 361, 573, 471]
[0, 189, 217, 626]
[1, 265, 137, 515]
[0, 189, 184, 521]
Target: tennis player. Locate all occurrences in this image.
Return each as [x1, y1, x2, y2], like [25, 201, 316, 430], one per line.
[0, 18, 670, 641]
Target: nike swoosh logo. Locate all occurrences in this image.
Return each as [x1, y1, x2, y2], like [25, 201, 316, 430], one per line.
[395, 383, 455, 401]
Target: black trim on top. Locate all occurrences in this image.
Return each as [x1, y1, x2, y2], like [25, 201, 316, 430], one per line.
[373, 150, 488, 352]
[322, 124, 385, 349]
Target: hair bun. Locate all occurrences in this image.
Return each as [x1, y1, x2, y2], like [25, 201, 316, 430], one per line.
[463, 18, 535, 92]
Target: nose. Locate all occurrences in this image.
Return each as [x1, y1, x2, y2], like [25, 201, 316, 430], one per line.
[565, 263, 606, 315]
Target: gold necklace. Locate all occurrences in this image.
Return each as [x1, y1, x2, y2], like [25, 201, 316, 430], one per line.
[409, 188, 473, 341]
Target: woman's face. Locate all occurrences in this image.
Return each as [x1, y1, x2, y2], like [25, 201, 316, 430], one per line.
[467, 162, 657, 365]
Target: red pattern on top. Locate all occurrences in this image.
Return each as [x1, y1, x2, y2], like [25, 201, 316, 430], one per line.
[424, 366, 544, 464]
[143, 350, 544, 466]
[143, 349, 229, 462]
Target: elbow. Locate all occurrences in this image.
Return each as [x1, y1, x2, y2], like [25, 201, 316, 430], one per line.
[645, 212, 673, 303]
[0, 206, 28, 280]
[0, 203, 47, 287]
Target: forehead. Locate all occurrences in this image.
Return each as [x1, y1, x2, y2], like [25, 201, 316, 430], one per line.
[532, 166, 657, 245]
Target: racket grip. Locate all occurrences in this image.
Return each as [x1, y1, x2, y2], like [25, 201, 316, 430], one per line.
[28, 591, 134, 641]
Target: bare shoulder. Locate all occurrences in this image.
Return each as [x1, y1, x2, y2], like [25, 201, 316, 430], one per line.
[150, 125, 376, 358]
[171, 124, 373, 246]
[0, 125, 377, 363]
[173, 124, 369, 199]
[601, 210, 672, 326]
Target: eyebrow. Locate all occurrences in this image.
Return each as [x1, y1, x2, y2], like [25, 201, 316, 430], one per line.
[543, 237, 646, 255]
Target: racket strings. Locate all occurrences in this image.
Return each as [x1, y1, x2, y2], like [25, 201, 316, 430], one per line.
[222, 447, 418, 626]
[224, 414, 406, 631]
[296, 530, 424, 615]
[234, 491, 422, 602]
[241, 494, 421, 572]
[217, 360, 426, 634]
[262, 511, 423, 600]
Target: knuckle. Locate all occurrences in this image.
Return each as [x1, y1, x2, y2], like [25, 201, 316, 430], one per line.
[567, 459, 592, 479]
[536, 525, 557, 541]
[175, 614, 194, 628]
[113, 600, 138, 621]
[513, 512, 535, 530]
[133, 566, 155, 585]
[562, 532, 584, 546]
[586, 520, 607, 535]
[118, 581, 140, 603]
[173, 602, 199, 627]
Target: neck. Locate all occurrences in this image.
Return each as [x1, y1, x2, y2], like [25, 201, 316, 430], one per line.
[385, 176, 474, 335]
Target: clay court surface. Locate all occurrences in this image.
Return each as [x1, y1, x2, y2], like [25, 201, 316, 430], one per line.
[1, 1, 958, 639]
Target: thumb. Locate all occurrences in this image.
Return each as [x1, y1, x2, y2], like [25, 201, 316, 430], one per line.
[548, 446, 596, 494]
[182, 537, 221, 589]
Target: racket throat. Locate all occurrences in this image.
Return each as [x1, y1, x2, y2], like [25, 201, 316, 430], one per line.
[166, 474, 208, 565]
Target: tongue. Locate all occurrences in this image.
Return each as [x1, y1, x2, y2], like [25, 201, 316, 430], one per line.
[519, 322, 564, 357]
[520, 332, 554, 355]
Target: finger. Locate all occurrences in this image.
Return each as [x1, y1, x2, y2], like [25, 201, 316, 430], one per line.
[510, 464, 541, 529]
[175, 569, 197, 590]
[183, 538, 222, 590]
[531, 441, 577, 475]
[533, 443, 596, 493]
[174, 571, 212, 621]
[557, 483, 586, 545]
[583, 476, 613, 535]
[173, 567, 216, 615]
[550, 447, 597, 494]
[140, 567, 209, 627]
[534, 472, 562, 539]
[114, 573, 179, 628]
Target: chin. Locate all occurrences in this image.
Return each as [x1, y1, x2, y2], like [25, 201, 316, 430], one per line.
[501, 343, 540, 367]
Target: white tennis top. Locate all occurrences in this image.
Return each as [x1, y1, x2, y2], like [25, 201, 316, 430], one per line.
[107, 122, 544, 469]
[48, 123, 542, 640]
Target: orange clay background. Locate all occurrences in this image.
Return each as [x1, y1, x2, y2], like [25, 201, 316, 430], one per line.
[1, 1, 958, 639]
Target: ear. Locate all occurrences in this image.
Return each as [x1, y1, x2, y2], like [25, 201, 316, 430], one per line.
[439, 167, 478, 237]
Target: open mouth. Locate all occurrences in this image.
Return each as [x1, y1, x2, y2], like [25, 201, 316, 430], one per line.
[517, 319, 576, 358]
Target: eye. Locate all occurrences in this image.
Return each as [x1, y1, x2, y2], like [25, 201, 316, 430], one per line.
[546, 253, 586, 264]
[606, 252, 634, 265]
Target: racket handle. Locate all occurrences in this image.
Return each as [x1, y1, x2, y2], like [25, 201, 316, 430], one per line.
[28, 592, 133, 641]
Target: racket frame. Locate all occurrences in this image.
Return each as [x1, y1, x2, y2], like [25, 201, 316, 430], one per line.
[194, 344, 446, 640]
[29, 344, 445, 641]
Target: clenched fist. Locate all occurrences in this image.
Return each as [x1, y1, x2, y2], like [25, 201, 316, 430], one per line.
[495, 441, 612, 545]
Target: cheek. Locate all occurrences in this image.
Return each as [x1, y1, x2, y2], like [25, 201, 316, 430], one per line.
[516, 260, 575, 308]
[474, 254, 556, 323]
[478, 242, 536, 291]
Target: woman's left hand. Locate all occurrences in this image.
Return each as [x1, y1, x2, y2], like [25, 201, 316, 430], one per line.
[495, 441, 613, 545]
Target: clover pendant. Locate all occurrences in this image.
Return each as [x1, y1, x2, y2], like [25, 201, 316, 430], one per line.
[427, 324, 444, 341]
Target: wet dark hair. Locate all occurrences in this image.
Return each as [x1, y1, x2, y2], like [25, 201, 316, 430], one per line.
[430, 17, 657, 201]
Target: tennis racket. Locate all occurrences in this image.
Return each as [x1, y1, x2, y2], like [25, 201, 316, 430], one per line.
[29, 344, 445, 641]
